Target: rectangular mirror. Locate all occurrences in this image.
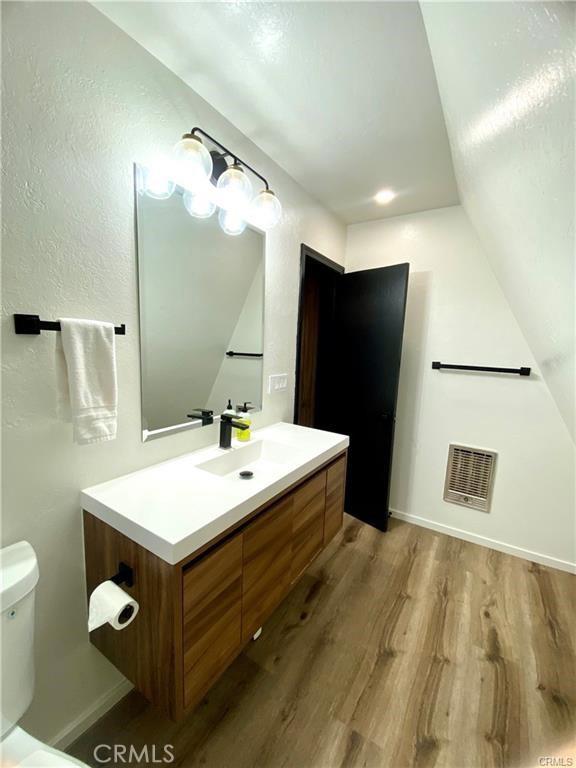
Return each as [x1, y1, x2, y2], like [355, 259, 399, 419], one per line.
[135, 165, 265, 440]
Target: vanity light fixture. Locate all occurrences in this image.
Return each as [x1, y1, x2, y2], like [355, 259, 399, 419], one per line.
[173, 127, 283, 234]
[250, 189, 282, 230]
[173, 133, 213, 189]
[217, 163, 253, 211]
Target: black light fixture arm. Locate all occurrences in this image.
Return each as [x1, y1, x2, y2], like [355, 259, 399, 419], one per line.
[190, 127, 270, 190]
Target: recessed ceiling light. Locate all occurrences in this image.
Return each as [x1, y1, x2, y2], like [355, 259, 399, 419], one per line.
[374, 189, 396, 205]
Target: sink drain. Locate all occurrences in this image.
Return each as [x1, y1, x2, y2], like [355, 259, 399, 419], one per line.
[239, 470, 254, 480]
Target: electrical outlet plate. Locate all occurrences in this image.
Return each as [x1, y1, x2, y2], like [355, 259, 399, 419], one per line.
[268, 373, 288, 394]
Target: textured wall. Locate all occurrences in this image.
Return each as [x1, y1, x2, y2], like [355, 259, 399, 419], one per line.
[1, 1, 345, 744]
[346, 206, 575, 569]
[421, 1, 575, 441]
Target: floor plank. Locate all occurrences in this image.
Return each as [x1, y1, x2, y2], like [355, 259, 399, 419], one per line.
[69, 517, 576, 768]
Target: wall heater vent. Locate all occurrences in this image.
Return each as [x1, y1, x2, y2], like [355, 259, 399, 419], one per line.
[444, 444, 497, 512]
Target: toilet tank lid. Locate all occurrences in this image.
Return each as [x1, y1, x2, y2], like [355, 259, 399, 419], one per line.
[0, 541, 39, 612]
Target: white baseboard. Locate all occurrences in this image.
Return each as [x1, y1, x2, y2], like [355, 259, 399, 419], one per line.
[390, 509, 576, 574]
[50, 679, 133, 751]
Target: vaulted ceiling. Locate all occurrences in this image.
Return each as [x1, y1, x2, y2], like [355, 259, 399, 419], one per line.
[95, 1, 459, 223]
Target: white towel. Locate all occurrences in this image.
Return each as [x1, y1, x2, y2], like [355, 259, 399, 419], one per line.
[58, 318, 118, 444]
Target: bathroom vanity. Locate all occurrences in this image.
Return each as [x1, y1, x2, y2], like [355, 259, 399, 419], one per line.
[82, 423, 348, 720]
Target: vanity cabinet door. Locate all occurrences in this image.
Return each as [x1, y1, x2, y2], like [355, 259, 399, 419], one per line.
[182, 535, 243, 709]
[242, 495, 293, 641]
[291, 471, 326, 582]
[324, 456, 347, 544]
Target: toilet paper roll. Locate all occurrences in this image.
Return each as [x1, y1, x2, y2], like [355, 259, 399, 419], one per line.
[88, 580, 139, 632]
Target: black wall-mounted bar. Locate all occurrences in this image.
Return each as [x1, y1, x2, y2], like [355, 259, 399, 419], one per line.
[14, 314, 126, 336]
[226, 351, 263, 359]
[432, 361, 531, 376]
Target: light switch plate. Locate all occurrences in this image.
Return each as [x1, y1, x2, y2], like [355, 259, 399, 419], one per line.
[268, 373, 288, 394]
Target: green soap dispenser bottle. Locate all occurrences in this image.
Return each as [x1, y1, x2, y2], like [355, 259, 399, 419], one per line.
[236, 402, 253, 441]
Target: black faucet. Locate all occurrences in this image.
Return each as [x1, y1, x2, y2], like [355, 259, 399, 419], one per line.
[219, 413, 249, 449]
[187, 409, 214, 426]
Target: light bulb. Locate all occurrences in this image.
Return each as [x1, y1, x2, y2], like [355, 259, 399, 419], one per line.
[173, 134, 213, 190]
[249, 189, 282, 230]
[218, 208, 247, 236]
[183, 189, 216, 219]
[138, 165, 175, 199]
[216, 164, 253, 212]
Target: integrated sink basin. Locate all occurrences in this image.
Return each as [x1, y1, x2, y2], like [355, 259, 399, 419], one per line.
[197, 439, 304, 479]
[81, 422, 349, 564]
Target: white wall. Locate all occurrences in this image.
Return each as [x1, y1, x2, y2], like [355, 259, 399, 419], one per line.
[346, 206, 575, 571]
[1, 1, 345, 744]
[421, 1, 575, 441]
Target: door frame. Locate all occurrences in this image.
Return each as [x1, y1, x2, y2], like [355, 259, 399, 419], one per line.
[294, 244, 344, 423]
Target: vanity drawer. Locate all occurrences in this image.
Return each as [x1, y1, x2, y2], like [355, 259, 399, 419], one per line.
[324, 456, 347, 544]
[291, 471, 326, 582]
[182, 535, 243, 707]
[184, 616, 241, 709]
[242, 495, 293, 641]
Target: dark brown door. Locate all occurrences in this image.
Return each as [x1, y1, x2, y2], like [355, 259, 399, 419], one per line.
[295, 246, 343, 428]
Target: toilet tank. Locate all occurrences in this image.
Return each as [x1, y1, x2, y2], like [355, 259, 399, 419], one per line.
[0, 541, 39, 738]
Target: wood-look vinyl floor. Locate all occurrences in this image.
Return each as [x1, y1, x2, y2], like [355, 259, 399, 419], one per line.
[69, 517, 576, 768]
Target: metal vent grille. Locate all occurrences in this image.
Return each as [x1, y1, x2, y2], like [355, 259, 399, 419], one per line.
[443, 444, 497, 512]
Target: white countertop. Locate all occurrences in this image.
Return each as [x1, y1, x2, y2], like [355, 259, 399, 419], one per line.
[81, 423, 349, 564]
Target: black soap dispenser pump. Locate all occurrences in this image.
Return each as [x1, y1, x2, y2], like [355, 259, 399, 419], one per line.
[235, 402, 253, 442]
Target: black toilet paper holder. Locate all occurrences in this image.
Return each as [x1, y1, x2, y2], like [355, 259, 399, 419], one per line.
[111, 562, 134, 588]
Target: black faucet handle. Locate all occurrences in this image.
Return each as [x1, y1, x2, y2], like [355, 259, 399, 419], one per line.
[221, 413, 249, 429]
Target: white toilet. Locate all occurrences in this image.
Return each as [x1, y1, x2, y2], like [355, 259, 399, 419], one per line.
[1, 541, 89, 767]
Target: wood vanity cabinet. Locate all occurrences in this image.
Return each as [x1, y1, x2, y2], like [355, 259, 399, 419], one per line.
[84, 450, 347, 720]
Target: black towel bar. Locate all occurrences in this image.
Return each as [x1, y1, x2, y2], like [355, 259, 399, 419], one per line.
[226, 350, 263, 358]
[14, 314, 126, 336]
[432, 361, 531, 376]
